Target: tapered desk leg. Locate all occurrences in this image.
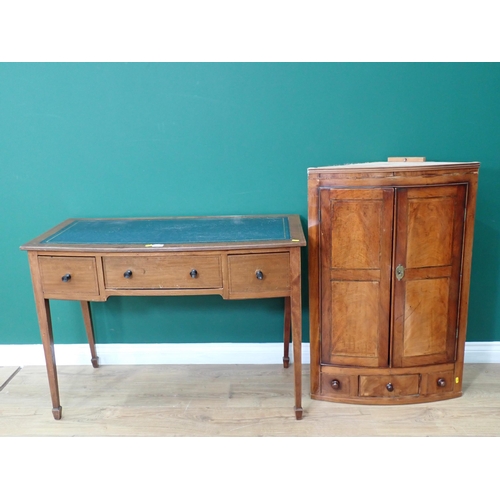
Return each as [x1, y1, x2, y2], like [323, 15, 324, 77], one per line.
[81, 301, 99, 368]
[290, 248, 303, 420]
[28, 253, 62, 420]
[283, 296, 291, 368]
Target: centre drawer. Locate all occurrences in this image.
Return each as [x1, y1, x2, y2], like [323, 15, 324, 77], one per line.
[359, 374, 420, 398]
[103, 255, 222, 289]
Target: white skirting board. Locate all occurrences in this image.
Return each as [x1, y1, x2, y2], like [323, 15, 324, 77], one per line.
[1, 342, 500, 366]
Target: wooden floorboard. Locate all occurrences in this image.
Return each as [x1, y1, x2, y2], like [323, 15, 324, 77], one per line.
[0, 366, 21, 391]
[1, 363, 499, 436]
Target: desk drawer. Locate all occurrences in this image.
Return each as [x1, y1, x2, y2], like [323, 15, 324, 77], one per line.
[103, 255, 222, 289]
[38, 256, 99, 297]
[228, 252, 290, 297]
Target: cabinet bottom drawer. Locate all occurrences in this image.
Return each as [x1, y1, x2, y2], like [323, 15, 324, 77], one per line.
[423, 370, 454, 395]
[313, 365, 462, 404]
[359, 374, 420, 397]
[320, 372, 352, 398]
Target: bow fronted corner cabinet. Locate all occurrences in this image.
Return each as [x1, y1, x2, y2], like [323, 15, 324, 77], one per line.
[307, 160, 479, 404]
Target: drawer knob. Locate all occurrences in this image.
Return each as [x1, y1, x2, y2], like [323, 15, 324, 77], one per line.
[61, 273, 71, 282]
[386, 382, 394, 392]
[124, 270, 133, 279]
[437, 378, 446, 387]
[190, 269, 198, 278]
[255, 270, 264, 280]
[331, 379, 341, 390]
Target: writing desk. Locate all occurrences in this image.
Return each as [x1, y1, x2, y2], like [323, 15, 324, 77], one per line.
[21, 215, 306, 420]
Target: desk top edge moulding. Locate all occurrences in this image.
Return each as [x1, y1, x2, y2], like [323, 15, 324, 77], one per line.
[20, 214, 306, 420]
[307, 159, 479, 405]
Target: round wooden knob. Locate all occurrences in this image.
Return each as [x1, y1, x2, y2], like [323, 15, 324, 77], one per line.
[123, 270, 133, 278]
[437, 378, 446, 387]
[331, 379, 341, 390]
[386, 382, 394, 392]
[255, 270, 264, 280]
[190, 269, 198, 278]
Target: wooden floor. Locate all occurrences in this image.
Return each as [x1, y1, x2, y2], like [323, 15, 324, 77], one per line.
[1, 363, 500, 436]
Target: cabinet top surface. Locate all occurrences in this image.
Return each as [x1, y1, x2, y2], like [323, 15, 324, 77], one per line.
[308, 161, 480, 174]
[21, 215, 306, 252]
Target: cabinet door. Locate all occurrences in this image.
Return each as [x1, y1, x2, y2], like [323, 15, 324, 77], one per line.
[392, 185, 466, 367]
[320, 188, 394, 367]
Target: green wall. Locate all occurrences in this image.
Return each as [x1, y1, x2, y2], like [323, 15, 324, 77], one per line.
[1, 63, 499, 345]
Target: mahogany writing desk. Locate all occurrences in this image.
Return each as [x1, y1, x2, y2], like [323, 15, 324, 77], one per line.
[21, 215, 306, 420]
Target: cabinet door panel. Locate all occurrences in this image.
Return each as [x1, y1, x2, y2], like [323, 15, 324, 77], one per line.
[392, 185, 466, 367]
[320, 188, 393, 367]
[330, 280, 381, 359]
[403, 277, 450, 357]
[406, 191, 455, 268]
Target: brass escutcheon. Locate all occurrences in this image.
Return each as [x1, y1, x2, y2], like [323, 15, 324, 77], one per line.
[396, 264, 405, 281]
